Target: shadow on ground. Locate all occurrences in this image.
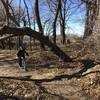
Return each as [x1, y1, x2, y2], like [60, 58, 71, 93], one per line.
[0, 56, 17, 67]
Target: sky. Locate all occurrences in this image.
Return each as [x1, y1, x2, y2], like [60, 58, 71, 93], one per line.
[66, 0, 85, 36]
[11, 0, 85, 37]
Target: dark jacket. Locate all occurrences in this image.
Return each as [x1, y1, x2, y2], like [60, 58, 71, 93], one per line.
[17, 49, 29, 58]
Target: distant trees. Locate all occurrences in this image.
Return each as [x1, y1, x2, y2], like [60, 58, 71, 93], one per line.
[0, 0, 73, 62]
[0, 0, 100, 51]
[47, 0, 67, 44]
[0, 0, 87, 45]
[1, 0, 25, 49]
[2, 0, 99, 40]
[1, 0, 20, 26]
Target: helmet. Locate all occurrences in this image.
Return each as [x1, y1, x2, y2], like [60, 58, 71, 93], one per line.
[19, 46, 23, 50]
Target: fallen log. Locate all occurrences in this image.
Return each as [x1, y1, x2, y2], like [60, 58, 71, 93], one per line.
[0, 34, 16, 41]
[0, 26, 72, 62]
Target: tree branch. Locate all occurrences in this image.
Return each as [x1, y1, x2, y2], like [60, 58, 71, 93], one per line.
[1, 0, 20, 26]
[0, 34, 16, 41]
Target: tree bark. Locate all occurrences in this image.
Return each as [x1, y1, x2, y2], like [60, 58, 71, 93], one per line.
[1, 0, 22, 47]
[1, 0, 19, 26]
[34, 0, 45, 49]
[83, 0, 98, 38]
[0, 26, 72, 62]
[92, 0, 100, 57]
[52, 0, 61, 44]
[24, 1, 32, 50]
[59, 0, 66, 45]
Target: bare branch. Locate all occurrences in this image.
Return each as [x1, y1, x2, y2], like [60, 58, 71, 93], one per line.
[1, 0, 19, 26]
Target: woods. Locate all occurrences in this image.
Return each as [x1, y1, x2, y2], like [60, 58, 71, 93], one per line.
[0, 0, 100, 99]
[0, 26, 72, 62]
[0, 0, 99, 47]
[0, 0, 99, 60]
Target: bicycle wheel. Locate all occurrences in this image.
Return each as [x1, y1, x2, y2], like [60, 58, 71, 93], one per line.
[21, 57, 27, 71]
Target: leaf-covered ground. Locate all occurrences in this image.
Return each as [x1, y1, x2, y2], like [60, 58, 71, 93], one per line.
[0, 39, 100, 100]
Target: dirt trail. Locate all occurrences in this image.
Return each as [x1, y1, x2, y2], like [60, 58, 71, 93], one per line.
[0, 51, 100, 99]
[0, 53, 61, 79]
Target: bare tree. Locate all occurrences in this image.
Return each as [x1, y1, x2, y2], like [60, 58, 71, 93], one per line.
[83, 0, 98, 38]
[1, 0, 19, 26]
[59, 0, 67, 45]
[34, 0, 45, 49]
[52, 0, 61, 44]
[1, 0, 28, 48]
[23, 0, 32, 50]
[0, 6, 6, 27]
[92, 0, 100, 57]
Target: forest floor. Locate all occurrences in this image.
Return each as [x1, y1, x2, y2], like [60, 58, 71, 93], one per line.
[0, 40, 100, 100]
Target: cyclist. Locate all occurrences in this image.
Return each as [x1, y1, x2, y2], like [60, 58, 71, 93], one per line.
[17, 46, 29, 70]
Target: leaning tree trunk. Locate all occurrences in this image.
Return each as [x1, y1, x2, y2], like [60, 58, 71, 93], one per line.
[0, 26, 72, 62]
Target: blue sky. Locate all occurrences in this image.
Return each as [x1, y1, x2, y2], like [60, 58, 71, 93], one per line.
[66, 0, 85, 36]
[12, 0, 85, 36]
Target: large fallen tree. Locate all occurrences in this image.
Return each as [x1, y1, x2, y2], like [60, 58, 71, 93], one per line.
[0, 26, 72, 62]
[0, 34, 16, 41]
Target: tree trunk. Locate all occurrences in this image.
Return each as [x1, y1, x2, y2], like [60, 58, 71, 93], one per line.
[23, 0, 32, 50]
[83, 0, 98, 38]
[6, 0, 11, 50]
[52, 22, 57, 44]
[0, 26, 72, 62]
[1, 0, 19, 26]
[59, 0, 66, 45]
[92, 0, 100, 57]
[34, 0, 45, 49]
[1, 0, 21, 48]
[52, 0, 61, 44]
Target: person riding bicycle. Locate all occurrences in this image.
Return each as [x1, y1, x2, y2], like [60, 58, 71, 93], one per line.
[17, 46, 29, 69]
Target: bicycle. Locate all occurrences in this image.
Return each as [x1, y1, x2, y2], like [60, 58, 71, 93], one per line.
[20, 57, 27, 71]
